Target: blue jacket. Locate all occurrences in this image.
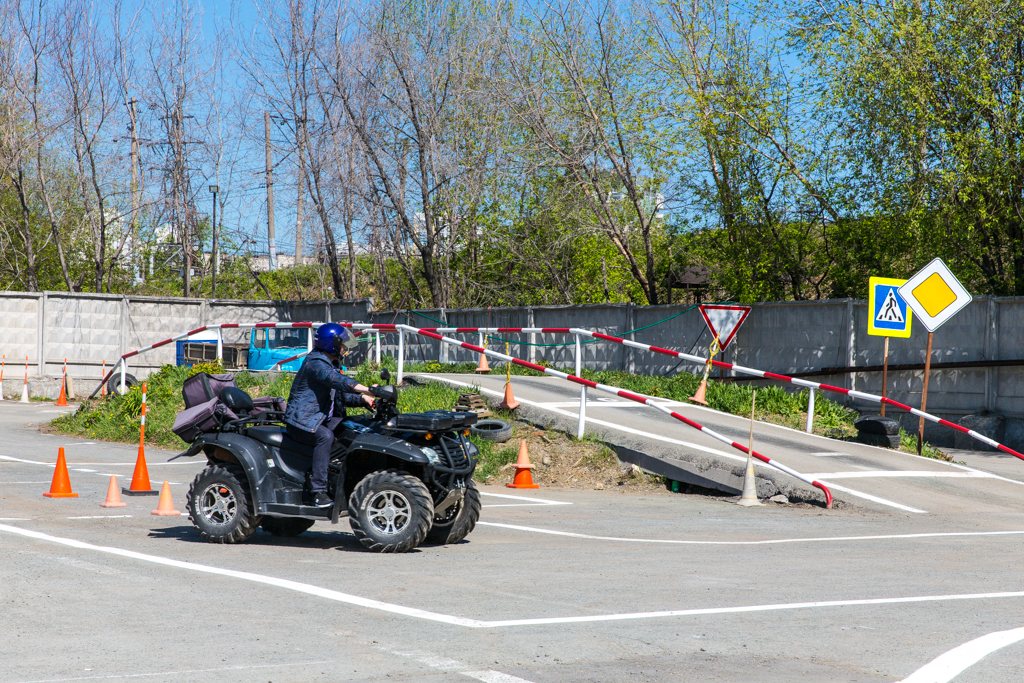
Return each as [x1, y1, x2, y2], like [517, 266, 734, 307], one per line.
[284, 351, 365, 433]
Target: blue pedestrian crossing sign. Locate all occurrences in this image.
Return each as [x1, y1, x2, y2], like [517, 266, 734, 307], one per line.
[868, 276, 913, 338]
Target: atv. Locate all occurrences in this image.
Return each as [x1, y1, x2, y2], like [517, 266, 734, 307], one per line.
[172, 370, 481, 553]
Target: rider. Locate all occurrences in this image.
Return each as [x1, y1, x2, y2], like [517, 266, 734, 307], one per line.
[284, 323, 375, 507]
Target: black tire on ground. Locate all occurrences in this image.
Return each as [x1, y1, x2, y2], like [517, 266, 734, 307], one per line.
[187, 463, 260, 544]
[424, 480, 481, 546]
[470, 418, 512, 443]
[347, 469, 434, 553]
[259, 517, 316, 537]
[107, 372, 139, 396]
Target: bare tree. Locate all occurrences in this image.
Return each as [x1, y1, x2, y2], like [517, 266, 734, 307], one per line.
[498, 0, 673, 305]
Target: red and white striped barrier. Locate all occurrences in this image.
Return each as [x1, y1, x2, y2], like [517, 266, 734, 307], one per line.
[347, 323, 1024, 464]
[90, 321, 384, 398]
[359, 323, 834, 508]
[90, 319, 1023, 468]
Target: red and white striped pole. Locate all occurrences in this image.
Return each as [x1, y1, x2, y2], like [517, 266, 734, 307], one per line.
[123, 382, 156, 495]
[20, 355, 29, 403]
[387, 324, 834, 508]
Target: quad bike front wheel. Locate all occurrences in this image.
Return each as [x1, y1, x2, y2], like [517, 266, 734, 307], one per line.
[348, 469, 434, 553]
[187, 463, 260, 544]
[424, 480, 481, 546]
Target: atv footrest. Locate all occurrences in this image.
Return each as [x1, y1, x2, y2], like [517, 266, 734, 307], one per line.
[262, 503, 336, 519]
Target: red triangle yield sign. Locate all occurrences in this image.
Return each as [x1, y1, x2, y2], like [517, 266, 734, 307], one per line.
[698, 304, 751, 351]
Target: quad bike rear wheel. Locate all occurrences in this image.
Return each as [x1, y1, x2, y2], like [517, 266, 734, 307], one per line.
[424, 480, 481, 546]
[348, 469, 433, 553]
[187, 463, 260, 544]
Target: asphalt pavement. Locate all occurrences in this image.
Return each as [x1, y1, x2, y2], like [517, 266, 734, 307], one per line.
[2, 397, 1024, 683]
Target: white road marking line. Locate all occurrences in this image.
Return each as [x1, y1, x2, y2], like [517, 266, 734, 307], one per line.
[421, 375, 916, 512]
[812, 452, 849, 457]
[0, 481, 51, 485]
[64, 441, 97, 445]
[480, 491, 571, 506]
[483, 503, 564, 508]
[74, 468, 97, 473]
[17, 660, 334, 683]
[0, 517, 29, 521]
[898, 626, 1024, 683]
[3, 522, 1024, 629]
[462, 671, 536, 683]
[535, 400, 684, 409]
[0, 455, 198, 467]
[0, 523, 483, 627]
[67, 515, 133, 520]
[480, 592, 1024, 628]
[479, 522, 1024, 545]
[0, 455, 53, 466]
[806, 470, 994, 480]
[816, 482, 927, 513]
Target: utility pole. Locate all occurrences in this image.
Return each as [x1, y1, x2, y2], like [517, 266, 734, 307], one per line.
[209, 184, 219, 297]
[128, 97, 141, 282]
[295, 116, 305, 266]
[174, 104, 191, 297]
[264, 111, 277, 271]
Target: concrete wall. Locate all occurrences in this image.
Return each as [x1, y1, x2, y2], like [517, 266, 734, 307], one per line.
[0, 292, 373, 391]
[4, 290, 1024, 447]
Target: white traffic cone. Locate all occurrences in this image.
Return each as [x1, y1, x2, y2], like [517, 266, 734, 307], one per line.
[737, 455, 762, 507]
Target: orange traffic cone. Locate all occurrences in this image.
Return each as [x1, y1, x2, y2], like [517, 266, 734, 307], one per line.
[689, 378, 708, 406]
[100, 475, 127, 508]
[123, 449, 156, 496]
[43, 447, 79, 498]
[55, 362, 69, 407]
[151, 481, 181, 516]
[475, 352, 490, 374]
[499, 380, 520, 410]
[506, 440, 540, 489]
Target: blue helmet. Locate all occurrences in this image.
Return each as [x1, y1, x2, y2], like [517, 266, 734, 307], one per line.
[314, 323, 357, 354]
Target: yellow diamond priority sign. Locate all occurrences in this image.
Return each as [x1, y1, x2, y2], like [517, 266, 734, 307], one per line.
[897, 258, 971, 332]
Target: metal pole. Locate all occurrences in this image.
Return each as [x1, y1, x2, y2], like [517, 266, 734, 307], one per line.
[216, 326, 223, 363]
[576, 333, 586, 439]
[805, 387, 815, 433]
[397, 329, 405, 384]
[881, 336, 889, 417]
[264, 111, 277, 271]
[917, 331, 934, 455]
[120, 360, 126, 393]
[375, 330, 381, 365]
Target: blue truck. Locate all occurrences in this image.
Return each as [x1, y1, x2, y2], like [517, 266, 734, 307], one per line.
[177, 327, 311, 373]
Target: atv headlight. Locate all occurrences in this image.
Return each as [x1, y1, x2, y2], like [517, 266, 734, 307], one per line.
[421, 446, 440, 464]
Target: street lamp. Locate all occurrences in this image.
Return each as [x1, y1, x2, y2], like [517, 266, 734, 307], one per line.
[209, 184, 219, 298]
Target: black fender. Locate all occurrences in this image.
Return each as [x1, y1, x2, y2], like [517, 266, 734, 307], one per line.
[194, 432, 274, 507]
[342, 431, 430, 465]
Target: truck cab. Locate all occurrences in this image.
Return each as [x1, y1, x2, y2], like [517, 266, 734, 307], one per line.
[178, 327, 311, 372]
[248, 327, 310, 372]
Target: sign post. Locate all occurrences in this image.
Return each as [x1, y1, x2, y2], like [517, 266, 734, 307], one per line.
[867, 277, 913, 416]
[898, 259, 972, 454]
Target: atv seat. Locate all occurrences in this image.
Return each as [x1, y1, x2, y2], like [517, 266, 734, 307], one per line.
[246, 426, 285, 448]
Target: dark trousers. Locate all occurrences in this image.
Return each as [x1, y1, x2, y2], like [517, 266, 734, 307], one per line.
[287, 417, 341, 493]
